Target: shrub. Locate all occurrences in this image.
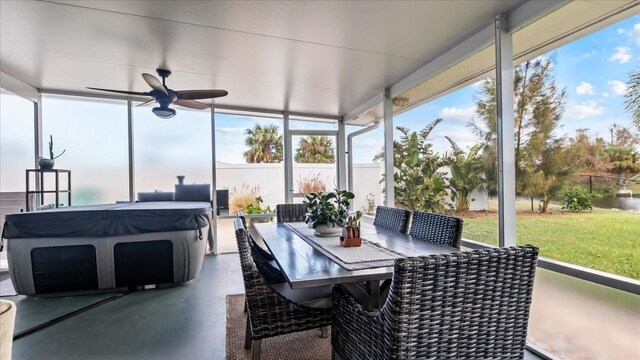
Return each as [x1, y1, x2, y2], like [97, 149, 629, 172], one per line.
[230, 183, 272, 214]
[561, 186, 593, 212]
[298, 172, 326, 193]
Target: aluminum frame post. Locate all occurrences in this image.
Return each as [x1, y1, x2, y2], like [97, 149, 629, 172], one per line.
[283, 112, 294, 203]
[337, 118, 347, 191]
[383, 88, 394, 207]
[210, 106, 218, 254]
[127, 99, 135, 202]
[495, 14, 516, 247]
[33, 97, 43, 206]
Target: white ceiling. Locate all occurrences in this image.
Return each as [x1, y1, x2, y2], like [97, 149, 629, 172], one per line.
[0, 0, 527, 118]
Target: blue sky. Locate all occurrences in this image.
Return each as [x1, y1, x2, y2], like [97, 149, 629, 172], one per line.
[351, 14, 640, 163]
[2, 15, 639, 171]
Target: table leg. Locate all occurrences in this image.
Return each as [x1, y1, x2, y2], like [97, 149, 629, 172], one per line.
[366, 280, 381, 310]
[342, 280, 385, 310]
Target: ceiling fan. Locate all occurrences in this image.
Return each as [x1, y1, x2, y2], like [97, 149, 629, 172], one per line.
[87, 68, 228, 119]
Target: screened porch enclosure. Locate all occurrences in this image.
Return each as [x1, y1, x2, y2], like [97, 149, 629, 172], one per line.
[1, 1, 639, 359]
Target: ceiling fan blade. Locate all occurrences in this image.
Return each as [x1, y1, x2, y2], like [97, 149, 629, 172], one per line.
[135, 99, 156, 107]
[176, 90, 228, 100]
[174, 99, 209, 110]
[142, 73, 168, 95]
[86, 87, 150, 96]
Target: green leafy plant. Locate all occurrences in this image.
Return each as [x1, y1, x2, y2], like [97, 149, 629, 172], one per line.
[445, 138, 485, 213]
[561, 186, 593, 212]
[374, 119, 450, 213]
[303, 189, 354, 228]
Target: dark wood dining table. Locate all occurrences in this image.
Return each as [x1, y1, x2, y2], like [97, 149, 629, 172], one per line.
[253, 222, 460, 309]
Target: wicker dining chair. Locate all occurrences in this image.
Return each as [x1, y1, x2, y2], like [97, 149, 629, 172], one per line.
[236, 211, 286, 284]
[276, 203, 307, 223]
[372, 206, 411, 233]
[332, 245, 539, 360]
[234, 219, 332, 360]
[408, 210, 463, 248]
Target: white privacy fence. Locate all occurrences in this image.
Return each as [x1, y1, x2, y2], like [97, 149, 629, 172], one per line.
[215, 162, 488, 212]
[215, 163, 385, 211]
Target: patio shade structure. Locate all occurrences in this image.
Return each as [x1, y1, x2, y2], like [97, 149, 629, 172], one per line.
[2, 0, 636, 249]
[1, 2, 639, 358]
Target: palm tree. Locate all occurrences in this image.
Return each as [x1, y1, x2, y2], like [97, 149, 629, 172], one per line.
[294, 136, 335, 163]
[243, 124, 283, 163]
[445, 138, 485, 213]
[625, 69, 640, 131]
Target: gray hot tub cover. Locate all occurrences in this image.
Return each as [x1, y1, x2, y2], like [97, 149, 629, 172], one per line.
[2, 202, 212, 239]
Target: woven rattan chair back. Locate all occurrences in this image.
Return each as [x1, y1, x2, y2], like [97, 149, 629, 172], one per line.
[372, 206, 411, 233]
[276, 203, 307, 223]
[408, 210, 463, 248]
[236, 212, 285, 283]
[233, 219, 331, 359]
[332, 245, 539, 360]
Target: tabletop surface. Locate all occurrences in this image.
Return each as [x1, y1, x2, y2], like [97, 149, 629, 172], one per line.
[253, 222, 459, 289]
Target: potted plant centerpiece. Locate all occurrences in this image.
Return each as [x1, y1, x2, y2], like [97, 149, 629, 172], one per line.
[38, 135, 66, 170]
[304, 189, 354, 237]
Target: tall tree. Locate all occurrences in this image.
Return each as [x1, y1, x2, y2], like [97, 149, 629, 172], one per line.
[295, 136, 335, 163]
[374, 119, 449, 212]
[624, 69, 640, 131]
[600, 146, 640, 179]
[243, 124, 283, 163]
[445, 138, 485, 213]
[565, 129, 607, 174]
[471, 56, 569, 212]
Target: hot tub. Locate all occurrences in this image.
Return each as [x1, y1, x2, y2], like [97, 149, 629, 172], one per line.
[2, 202, 211, 295]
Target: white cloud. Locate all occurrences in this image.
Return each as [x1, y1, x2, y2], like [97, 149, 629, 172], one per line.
[439, 106, 476, 121]
[633, 23, 640, 46]
[609, 46, 631, 63]
[617, 28, 626, 35]
[216, 127, 245, 134]
[608, 80, 627, 95]
[565, 100, 604, 119]
[602, 92, 610, 97]
[575, 82, 595, 95]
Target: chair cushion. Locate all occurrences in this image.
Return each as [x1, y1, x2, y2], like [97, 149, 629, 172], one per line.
[271, 283, 333, 309]
[249, 235, 287, 283]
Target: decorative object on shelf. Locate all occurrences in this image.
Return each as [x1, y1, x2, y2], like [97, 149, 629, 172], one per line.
[341, 211, 362, 247]
[38, 135, 66, 170]
[304, 189, 354, 237]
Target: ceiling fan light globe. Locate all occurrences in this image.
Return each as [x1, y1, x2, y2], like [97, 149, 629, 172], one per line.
[152, 107, 176, 119]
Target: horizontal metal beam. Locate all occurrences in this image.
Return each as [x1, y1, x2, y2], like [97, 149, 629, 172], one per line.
[507, 0, 570, 32]
[214, 103, 341, 121]
[342, 0, 574, 122]
[1, 71, 40, 103]
[343, 92, 383, 123]
[390, 24, 494, 99]
[289, 129, 338, 137]
[40, 89, 341, 121]
[460, 239, 640, 295]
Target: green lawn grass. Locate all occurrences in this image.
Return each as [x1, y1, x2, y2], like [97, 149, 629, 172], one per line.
[462, 207, 640, 279]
